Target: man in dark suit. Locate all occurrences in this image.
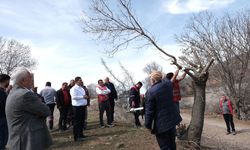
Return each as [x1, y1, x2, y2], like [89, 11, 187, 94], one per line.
[0, 74, 10, 150]
[56, 82, 71, 131]
[104, 77, 117, 123]
[5, 67, 52, 150]
[145, 71, 182, 150]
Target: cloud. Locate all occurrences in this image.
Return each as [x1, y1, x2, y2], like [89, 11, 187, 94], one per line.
[164, 0, 235, 14]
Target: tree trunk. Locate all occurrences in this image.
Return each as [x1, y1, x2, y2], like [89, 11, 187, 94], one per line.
[235, 100, 241, 119]
[186, 75, 208, 145]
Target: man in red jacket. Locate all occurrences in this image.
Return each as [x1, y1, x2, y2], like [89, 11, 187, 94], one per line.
[219, 95, 236, 135]
[56, 82, 71, 131]
[166, 68, 187, 114]
[129, 81, 143, 128]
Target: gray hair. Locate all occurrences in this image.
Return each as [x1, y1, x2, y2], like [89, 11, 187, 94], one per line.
[11, 67, 30, 85]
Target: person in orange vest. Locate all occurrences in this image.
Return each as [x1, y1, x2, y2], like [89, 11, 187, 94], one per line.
[219, 95, 236, 135]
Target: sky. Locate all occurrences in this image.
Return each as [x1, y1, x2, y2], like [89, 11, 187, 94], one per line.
[0, 0, 249, 93]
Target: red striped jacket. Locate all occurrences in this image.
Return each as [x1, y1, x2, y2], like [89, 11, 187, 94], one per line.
[219, 98, 233, 115]
[173, 80, 181, 103]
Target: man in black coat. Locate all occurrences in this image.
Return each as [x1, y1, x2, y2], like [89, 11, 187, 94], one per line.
[56, 82, 72, 131]
[0, 74, 10, 150]
[145, 71, 182, 150]
[129, 81, 143, 127]
[104, 77, 117, 123]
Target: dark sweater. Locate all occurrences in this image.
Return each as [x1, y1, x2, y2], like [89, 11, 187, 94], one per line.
[129, 86, 140, 108]
[0, 87, 7, 118]
[105, 82, 117, 100]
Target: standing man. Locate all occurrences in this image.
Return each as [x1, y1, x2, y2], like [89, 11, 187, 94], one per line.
[6, 67, 52, 150]
[68, 79, 75, 89]
[166, 68, 187, 113]
[67, 79, 75, 127]
[96, 79, 113, 128]
[70, 77, 88, 141]
[145, 71, 182, 150]
[56, 82, 71, 131]
[129, 81, 143, 128]
[0, 74, 10, 150]
[40, 81, 57, 130]
[80, 80, 90, 129]
[104, 77, 117, 123]
[219, 95, 236, 135]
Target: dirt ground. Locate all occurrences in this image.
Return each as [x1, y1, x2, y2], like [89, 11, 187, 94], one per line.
[182, 109, 250, 150]
[49, 102, 250, 150]
[49, 102, 159, 150]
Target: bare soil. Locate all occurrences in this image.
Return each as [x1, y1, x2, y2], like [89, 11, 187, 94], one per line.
[49, 103, 250, 150]
[182, 109, 250, 150]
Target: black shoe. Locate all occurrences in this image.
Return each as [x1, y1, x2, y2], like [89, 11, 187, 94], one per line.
[107, 124, 114, 128]
[79, 135, 88, 138]
[74, 137, 85, 142]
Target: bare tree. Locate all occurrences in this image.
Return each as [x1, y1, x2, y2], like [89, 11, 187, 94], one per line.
[87, 83, 97, 98]
[143, 61, 163, 90]
[0, 37, 37, 74]
[119, 62, 135, 87]
[82, 0, 214, 145]
[101, 58, 135, 95]
[101, 58, 127, 91]
[177, 10, 250, 119]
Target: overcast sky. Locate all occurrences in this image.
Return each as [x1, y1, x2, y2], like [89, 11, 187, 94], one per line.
[0, 0, 249, 92]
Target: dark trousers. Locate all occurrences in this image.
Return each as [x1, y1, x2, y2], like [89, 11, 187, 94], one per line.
[73, 106, 86, 140]
[84, 106, 88, 129]
[134, 110, 141, 127]
[47, 103, 55, 130]
[98, 100, 112, 126]
[59, 106, 69, 130]
[67, 105, 74, 126]
[156, 127, 176, 150]
[223, 114, 235, 133]
[0, 118, 8, 150]
[174, 102, 180, 114]
[110, 98, 115, 122]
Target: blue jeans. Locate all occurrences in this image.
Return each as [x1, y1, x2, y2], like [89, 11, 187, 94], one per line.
[0, 118, 8, 150]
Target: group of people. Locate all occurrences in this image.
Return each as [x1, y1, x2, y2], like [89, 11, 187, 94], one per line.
[35, 76, 119, 142]
[0, 66, 237, 150]
[0, 67, 120, 149]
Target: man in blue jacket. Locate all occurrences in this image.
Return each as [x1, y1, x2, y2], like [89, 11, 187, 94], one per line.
[145, 71, 182, 150]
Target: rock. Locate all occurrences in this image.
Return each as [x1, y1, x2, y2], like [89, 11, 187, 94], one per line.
[116, 143, 125, 149]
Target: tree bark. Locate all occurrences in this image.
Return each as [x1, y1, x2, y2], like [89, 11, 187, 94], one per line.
[186, 74, 208, 145]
